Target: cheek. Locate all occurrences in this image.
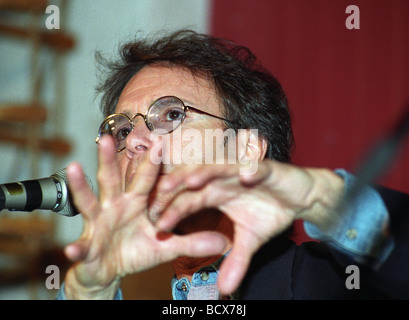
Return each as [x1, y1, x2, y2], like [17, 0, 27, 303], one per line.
[157, 131, 185, 165]
[160, 128, 232, 165]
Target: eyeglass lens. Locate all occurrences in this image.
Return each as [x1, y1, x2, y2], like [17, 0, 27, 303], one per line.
[98, 96, 186, 151]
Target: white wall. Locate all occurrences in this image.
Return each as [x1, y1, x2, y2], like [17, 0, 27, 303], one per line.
[58, 0, 211, 245]
[0, 0, 211, 245]
[0, 0, 210, 299]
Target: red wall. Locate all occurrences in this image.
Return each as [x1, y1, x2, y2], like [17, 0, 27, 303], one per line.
[210, 0, 409, 243]
[211, 0, 409, 193]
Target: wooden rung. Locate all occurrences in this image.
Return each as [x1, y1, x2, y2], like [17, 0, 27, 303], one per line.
[0, 23, 75, 52]
[0, 216, 54, 238]
[0, 129, 72, 157]
[0, 103, 47, 123]
[0, 0, 48, 12]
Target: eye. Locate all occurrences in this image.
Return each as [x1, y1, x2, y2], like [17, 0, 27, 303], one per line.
[114, 125, 131, 141]
[164, 108, 184, 121]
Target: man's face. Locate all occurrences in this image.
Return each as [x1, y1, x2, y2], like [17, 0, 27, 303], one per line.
[114, 65, 228, 222]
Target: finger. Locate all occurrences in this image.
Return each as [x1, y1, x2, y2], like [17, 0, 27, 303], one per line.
[161, 164, 239, 192]
[156, 187, 223, 231]
[184, 164, 237, 188]
[128, 143, 162, 195]
[158, 165, 198, 191]
[67, 162, 99, 218]
[217, 233, 259, 295]
[239, 160, 272, 185]
[97, 135, 123, 199]
[160, 231, 228, 260]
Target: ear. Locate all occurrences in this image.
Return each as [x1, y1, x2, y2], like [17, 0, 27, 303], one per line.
[237, 129, 268, 163]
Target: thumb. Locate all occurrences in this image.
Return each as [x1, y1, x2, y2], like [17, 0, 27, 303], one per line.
[216, 231, 261, 296]
[64, 237, 90, 262]
[217, 246, 252, 296]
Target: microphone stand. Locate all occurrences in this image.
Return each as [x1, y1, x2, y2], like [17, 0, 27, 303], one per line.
[343, 100, 409, 208]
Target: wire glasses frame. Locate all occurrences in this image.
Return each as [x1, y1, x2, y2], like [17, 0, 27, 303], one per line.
[95, 95, 230, 152]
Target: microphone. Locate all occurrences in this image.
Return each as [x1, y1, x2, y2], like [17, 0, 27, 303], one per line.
[0, 168, 92, 217]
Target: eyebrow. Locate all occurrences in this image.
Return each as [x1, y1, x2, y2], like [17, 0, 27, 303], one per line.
[115, 104, 147, 117]
[114, 96, 171, 116]
[115, 96, 224, 119]
[119, 109, 134, 117]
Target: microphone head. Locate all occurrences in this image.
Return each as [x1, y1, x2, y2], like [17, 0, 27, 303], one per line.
[51, 168, 93, 217]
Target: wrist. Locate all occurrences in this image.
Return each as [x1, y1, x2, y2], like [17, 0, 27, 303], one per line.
[297, 168, 345, 231]
[64, 267, 122, 300]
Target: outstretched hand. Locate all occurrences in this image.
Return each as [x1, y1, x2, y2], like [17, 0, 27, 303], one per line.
[63, 136, 227, 299]
[157, 160, 344, 295]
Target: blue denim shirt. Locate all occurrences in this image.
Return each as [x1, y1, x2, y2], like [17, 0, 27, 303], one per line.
[56, 170, 394, 300]
[171, 256, 231, 300]
[55, 282, 123, 300]
[304, 169, 394, 269]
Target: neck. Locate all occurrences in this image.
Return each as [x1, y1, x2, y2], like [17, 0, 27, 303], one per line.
[172, 211, 233, 280]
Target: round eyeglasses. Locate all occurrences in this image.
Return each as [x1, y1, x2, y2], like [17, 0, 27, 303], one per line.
[95, 96, 230, 152]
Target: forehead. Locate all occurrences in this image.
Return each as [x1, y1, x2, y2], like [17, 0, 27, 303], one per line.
[115, 65, 220, 114]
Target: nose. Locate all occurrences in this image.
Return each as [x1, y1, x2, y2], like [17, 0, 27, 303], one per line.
[124, 115, 152, 153]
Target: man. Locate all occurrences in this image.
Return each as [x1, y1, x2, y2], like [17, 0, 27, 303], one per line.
[58, 30, 409, 300]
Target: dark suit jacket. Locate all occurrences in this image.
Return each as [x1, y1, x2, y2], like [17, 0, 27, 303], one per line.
[239, 187, 409, 299]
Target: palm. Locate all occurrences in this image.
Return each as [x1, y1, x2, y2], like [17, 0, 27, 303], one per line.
[157, 160, 318, 294]
[64, 137, 226, 295]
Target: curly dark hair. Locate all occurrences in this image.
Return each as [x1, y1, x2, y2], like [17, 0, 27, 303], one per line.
[96, 30, 293, 162]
